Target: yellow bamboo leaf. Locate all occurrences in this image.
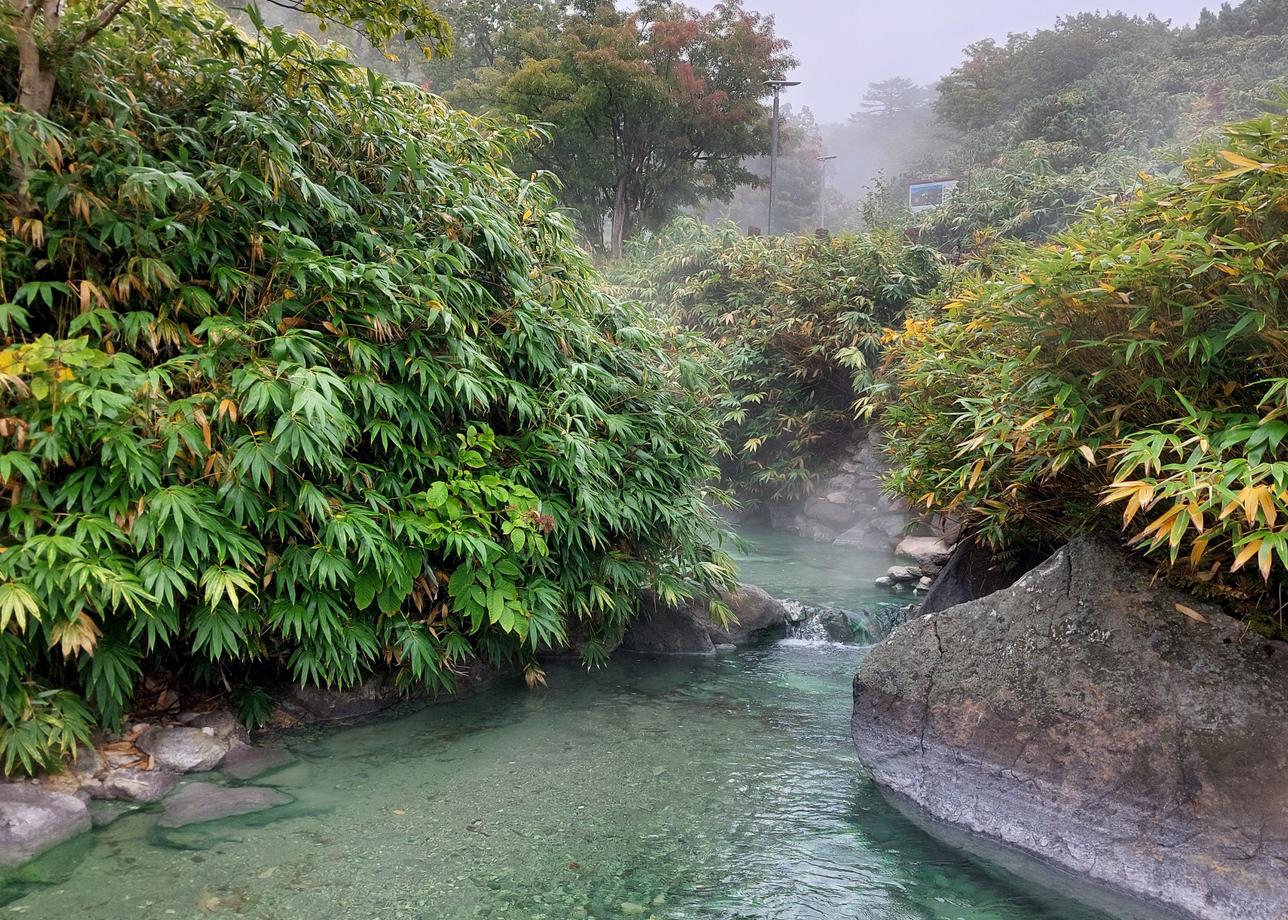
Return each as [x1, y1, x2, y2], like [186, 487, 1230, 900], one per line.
[1218, 150, 1264, 169]
[1078, 444, 1095, 465]
[968, 457, 985, 489]
[49, 613, 102, 659]
[1231, 539, 1262, 572]
[1188, 535, 1210, 568]
[1174, 603, 1207, 623]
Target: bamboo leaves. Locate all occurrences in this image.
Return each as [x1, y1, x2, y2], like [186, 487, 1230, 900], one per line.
[0, 1, 735, 774]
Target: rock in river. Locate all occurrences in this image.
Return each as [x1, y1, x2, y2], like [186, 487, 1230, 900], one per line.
[157, 783, 291, 828]
[0, 785, 90, 866]
[851, 539, 1288, 920]
[620, 583, 788, 655]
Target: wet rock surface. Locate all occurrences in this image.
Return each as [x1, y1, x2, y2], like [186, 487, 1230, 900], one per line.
[157, 782, 291, 828]
[0, 785, 91, 866]
[852, 539, 1288, 920]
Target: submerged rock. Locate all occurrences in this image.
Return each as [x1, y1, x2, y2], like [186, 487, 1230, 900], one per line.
[0, 785, 91, 866]
[620, 583, 788, 655]
[221, 744, 294, 781]
[137, 726, 229, 773]
[157, 782, 291, 828]
[852, 539, 1288, 920]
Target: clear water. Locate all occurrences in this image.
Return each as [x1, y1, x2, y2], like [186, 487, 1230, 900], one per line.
[3, 528, 1117, 920]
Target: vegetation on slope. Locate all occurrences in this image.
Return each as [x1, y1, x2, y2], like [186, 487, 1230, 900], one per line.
[0, 2, 734, 775]
[618, 219, 939, 503]
[883, 110, 1288, 635]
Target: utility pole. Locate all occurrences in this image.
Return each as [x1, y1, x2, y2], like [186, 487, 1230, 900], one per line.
[817, 154, 838, 231]
[763, 79, 800, 236]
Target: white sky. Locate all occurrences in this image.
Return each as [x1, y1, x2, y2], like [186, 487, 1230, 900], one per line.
[689, 0, 1218, 122]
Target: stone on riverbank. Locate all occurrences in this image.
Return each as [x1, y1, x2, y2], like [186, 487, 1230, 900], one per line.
[81, 767, 178, 803]
[894, 535, 953, 569]
[620, 583, 788, 655]
[0, 785, 90, 866]
[137, 726, 229, 773]
[851, 539, 1288, 920]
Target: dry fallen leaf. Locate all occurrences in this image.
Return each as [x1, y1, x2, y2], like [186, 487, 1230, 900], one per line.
[1175, 602, 1207, 623]
[392, 809, 406, 816]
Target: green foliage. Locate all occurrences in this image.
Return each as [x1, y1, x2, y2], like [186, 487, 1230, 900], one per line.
[0, 0, 734, 773]
[442, 0, 796, 256]
[883, 109, 1288, 633]
[915, 142, 1143, 254]
[620, 219, 940, 503]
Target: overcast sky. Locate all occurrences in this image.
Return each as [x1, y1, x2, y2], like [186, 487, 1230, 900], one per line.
[690, 0, 1217, 123]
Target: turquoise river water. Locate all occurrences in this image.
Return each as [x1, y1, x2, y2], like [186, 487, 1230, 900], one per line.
[2, 529, 1117, 920]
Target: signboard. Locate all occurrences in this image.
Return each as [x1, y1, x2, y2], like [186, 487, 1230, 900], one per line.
[908, 179, 958, 212]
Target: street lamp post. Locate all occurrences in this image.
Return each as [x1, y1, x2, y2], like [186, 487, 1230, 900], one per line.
[763, 79, 800, 236]
[816, 154, 838, 231]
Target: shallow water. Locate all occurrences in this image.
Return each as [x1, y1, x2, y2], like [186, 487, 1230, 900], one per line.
[4, 529, 1116, 920]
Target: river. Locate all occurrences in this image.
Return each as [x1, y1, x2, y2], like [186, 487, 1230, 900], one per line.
[2, 528, 1114, 919]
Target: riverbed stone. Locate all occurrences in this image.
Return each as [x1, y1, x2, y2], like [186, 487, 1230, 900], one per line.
[157, 782, 291, 828]
[221, 744, 294, 781]
[136, 725, 229, 773]
[0, 785, 91, 866]
[852, 539, 1288, 920]
[885, 565, 921, 583]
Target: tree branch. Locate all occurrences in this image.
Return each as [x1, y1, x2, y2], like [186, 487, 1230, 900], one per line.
[74, 0, 132, 48]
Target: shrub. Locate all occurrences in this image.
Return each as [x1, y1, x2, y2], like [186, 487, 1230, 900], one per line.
[0, 2, 734, 773]
[883, 109, 1288, 634]
[915, 142, 1143, 254]
[618, 219, 940, 503]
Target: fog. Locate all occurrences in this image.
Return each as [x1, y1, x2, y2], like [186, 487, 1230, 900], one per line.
[689, 0, 1214, 123]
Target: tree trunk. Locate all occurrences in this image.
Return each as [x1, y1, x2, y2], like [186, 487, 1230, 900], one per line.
[609, 174, 628, 261]
[12, 0, 62, 117]
[9, 0, 63, 212]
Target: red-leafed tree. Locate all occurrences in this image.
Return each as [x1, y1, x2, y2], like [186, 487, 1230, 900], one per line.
[446, 0, 794, 257]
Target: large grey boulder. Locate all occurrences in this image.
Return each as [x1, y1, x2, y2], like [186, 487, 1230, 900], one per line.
[0, 785, 91, 866]
[157, 782, 291, 828]
[137, 725, 229, 773]
[919, 534, 1050, 615]
[705, 585, 789, 645]
[620, 584, 788, 655]
[619, 594, 716, 656]
[852, 539, 1288, 920]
